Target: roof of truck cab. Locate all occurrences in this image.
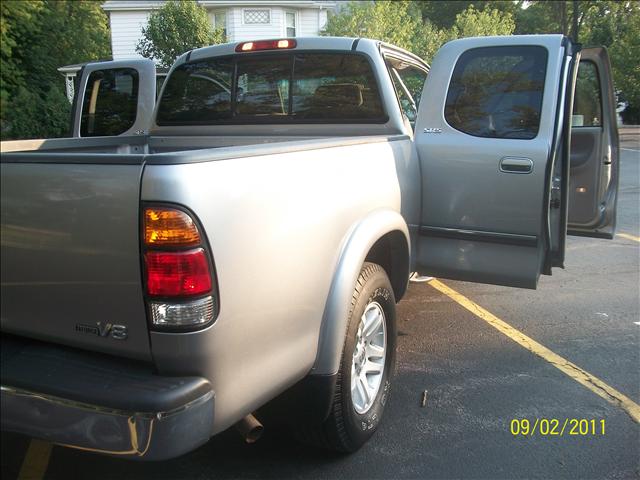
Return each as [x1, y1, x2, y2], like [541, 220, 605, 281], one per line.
[184, 37, 376, 64]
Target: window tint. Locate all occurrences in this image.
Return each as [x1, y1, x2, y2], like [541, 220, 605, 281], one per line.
[573, 61, 602, 127]
[157, 58, 233, 124]
[157, 53, 386, 125]
[236, 56, 291, 116]
[292, 54, 385, 120]
[445, 46, 548, 140]
[80, 68, 139, 137]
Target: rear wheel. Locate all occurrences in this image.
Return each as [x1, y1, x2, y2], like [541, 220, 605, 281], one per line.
[296, 262, 397, 452]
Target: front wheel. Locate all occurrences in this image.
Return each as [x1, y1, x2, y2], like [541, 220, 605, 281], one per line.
[297, 262, 397, 452]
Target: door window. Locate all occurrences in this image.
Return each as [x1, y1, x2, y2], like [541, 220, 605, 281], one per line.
[80, 68, 139, 137]
[572, 61, 602, 127]
[385, 58, 428, 126]
[444, 46, 548, 140]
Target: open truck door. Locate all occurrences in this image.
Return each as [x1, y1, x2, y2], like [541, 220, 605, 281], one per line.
[413, 35, 618, 289]
[71, 59, 156, 137]
[567, 48, 619, 239]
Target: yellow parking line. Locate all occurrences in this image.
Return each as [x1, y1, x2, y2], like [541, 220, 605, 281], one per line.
[617, 232, 640, 243]
[428, 279, 640, 424]
[18, 439, 51, 480]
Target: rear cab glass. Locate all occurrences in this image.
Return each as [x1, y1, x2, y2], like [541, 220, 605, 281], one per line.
[156, 52, 387, 125]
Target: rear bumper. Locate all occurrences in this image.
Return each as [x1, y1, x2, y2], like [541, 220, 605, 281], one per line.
[0, 336, 214, 461]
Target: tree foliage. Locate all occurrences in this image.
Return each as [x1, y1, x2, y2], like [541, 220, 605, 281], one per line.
[513, 1, 639, 122]
[324, 1, 514, 62]
[416, 1, 518, 30]
[325, 0, 639, 123]
[1, 0, 111, 139]
[451, 6, 515, 38]
[136, 0, 224, 68]
[323, 1, 423, 53]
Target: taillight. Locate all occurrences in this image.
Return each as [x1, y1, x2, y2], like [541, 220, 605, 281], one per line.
[145, 249, 212, 297]
[143, 206, 218, 330]
[144, 208, 200, 247]
[235, 39, 296, 52]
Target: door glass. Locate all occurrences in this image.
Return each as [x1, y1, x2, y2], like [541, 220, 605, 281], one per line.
[80, 68, 139, 137]
[572, 61, 602, 127]
[396, 65, 427, 109]
[385, 59, 427, 126]
[444, 46, 548, 140]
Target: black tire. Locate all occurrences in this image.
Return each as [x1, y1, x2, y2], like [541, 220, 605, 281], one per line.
[295, 262, 397, 452]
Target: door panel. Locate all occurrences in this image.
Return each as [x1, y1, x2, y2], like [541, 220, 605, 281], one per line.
[72, 59, 156, 137]
[569, 127, 603, 224]
[567, 49, 619, 238]
[414, 35, 574, 289]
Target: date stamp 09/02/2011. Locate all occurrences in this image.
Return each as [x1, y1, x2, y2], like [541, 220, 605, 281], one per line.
[510, 418, 606, 437]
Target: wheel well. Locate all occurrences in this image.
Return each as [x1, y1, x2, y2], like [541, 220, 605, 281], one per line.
[364, 230, 410, 302]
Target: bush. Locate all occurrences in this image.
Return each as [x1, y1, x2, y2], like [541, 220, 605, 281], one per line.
[620, 105, 640, 125]
[4, 85, 70, 140]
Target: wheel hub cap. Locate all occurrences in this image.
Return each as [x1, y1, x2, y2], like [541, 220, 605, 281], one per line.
[351, 301, 386, 414]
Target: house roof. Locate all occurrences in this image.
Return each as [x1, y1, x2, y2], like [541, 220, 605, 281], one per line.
[102, 1, 336, 11]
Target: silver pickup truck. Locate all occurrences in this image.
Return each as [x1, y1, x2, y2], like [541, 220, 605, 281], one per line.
[0, 35, 618, 460]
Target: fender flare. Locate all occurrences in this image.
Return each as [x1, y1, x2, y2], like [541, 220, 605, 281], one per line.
[311, 208, 410, 376]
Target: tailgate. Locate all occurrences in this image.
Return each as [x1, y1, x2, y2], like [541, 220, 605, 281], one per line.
[0, 158, 151, 361]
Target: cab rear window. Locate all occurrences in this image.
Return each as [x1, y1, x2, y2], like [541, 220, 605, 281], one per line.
[156, 53, 387, 125]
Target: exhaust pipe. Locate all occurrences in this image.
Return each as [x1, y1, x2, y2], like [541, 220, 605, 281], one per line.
[234, 414, 264, 443]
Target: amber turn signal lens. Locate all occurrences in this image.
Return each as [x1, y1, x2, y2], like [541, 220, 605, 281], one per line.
[144, 208, 201, 246]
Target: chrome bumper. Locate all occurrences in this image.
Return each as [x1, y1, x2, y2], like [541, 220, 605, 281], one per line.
[1, 385, 214, 460]
[1, 337, 215, 461]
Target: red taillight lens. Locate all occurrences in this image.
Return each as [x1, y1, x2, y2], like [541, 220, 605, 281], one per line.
[145, 248, 212, 297]
[235, 39, 297, 52]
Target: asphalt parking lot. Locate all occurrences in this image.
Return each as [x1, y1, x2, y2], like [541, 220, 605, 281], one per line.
[2, 134, 639, 479]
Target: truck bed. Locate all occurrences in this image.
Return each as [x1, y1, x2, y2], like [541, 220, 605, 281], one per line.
[0, 134, 379, 155]
[1, 133, 408, 362]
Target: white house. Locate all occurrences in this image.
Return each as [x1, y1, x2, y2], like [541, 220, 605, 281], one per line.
[101, 1, 337, 61]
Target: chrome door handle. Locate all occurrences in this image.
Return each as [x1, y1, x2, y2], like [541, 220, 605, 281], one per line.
[499, 157, 533, 174]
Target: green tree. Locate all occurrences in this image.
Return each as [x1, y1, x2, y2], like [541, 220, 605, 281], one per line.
[516, 1, 640, 123]
[513, 1, 597, 41]
[583, 1, 640, 123]
[1, 1, 42, 129]
[136, 0, 223, 68]
[451, 6, 515, 38]
[1, 0, 111, 139]
[417, 1, 517, 30]
[324, 2, 514, 64]
[323, 1, 425, 53]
